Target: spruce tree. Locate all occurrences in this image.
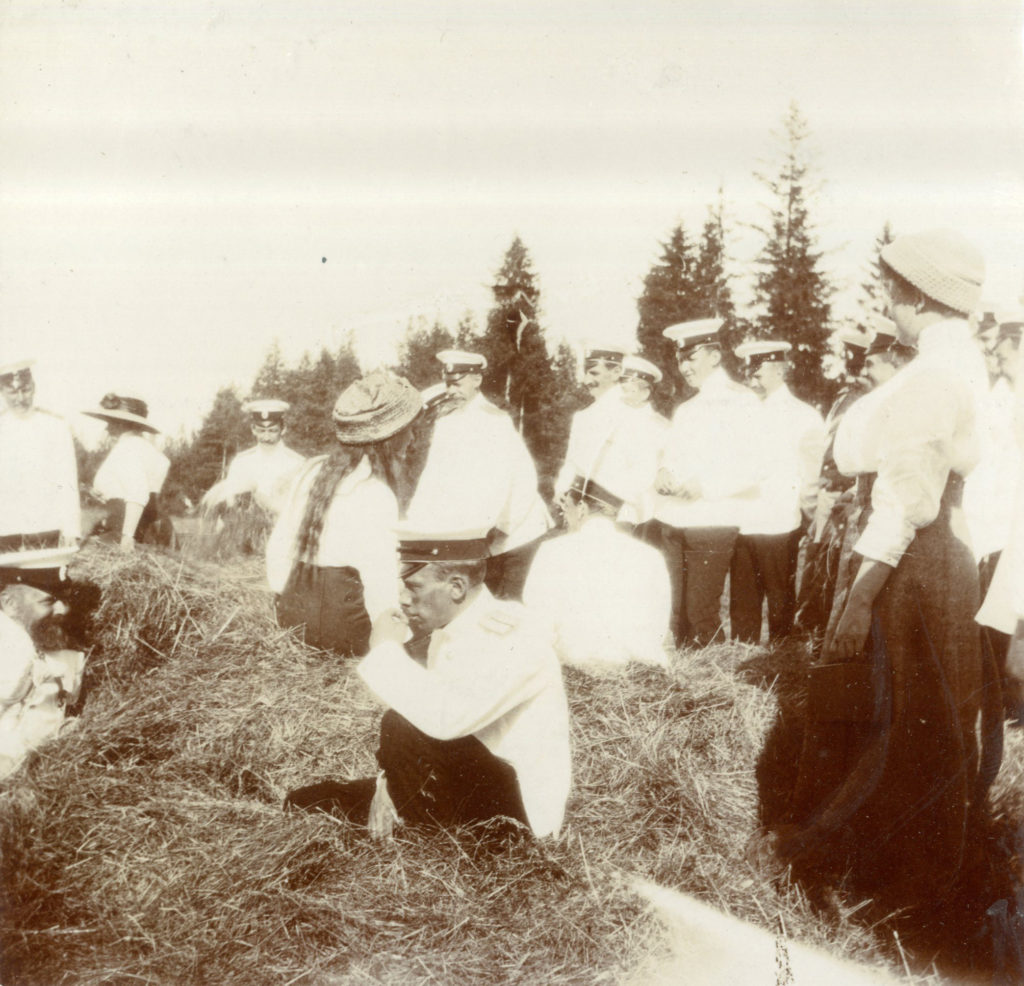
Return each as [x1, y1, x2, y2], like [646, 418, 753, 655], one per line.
[396, 317, 456, 389]
[752, 102, 835, 408]
[636, 224, 697, 409]
[857, 221, 895, 321]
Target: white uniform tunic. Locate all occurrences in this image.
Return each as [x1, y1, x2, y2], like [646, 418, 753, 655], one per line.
[0, 409, 80, 542]
[211, 442, 306, 515]
[358, 586, 571, 838]
[524, 516, 671, 671]
[408, 394, 549, 552]
[93, 433, 170, 507]
[742, 385, 825, 536]
[654, 368, 762, 529]
[834, 318, 986, 567]
[266, 454, 401, 623]
[555, 388, 630, 498]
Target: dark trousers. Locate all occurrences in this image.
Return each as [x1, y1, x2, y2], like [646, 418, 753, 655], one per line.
[485, 537, 542, 601]
[275, 562, 372, 657]
[660, 524, 738, 647]
[729, 530, 801, 644]
[285, 710, 528, 832]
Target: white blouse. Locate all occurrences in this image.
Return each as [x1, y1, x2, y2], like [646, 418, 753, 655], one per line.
[265, 454, 400, 622]
[833, 318, 986, 568]
[93, 432, 170, 507]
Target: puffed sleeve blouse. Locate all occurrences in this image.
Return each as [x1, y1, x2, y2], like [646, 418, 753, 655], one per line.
[833, 319, 986, 569]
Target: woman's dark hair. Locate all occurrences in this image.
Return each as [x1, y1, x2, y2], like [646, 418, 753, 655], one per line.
[879, 258, 961, 321]
[294, 413, 432, 562]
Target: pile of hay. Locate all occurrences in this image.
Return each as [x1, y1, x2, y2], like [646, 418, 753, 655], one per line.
[0, 544, 950, 985]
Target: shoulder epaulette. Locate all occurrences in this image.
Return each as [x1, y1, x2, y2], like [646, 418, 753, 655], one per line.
[479, 608, 520, 636]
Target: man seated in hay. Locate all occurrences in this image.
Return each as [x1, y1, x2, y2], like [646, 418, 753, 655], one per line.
[285, 526, 571, 841]
[524, 475, 671, 671]
[0, 546, 85, 780]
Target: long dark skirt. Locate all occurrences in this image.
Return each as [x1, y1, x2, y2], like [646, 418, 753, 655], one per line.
[275, 561, 372, 658]
[783, 474, 1002, 905]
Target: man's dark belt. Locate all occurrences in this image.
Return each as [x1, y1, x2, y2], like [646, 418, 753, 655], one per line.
[0, 530, 62, 552]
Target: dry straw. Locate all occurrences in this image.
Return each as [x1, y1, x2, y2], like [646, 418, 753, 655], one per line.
[0, 543, 985, 985]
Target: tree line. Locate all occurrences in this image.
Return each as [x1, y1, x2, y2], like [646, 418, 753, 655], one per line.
[162, 102, 894, 509]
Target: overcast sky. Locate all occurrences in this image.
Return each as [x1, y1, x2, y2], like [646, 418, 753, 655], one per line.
[2, 0, 1023, 435]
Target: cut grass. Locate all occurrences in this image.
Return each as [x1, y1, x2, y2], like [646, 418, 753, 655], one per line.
[0, 543, 1000, 984]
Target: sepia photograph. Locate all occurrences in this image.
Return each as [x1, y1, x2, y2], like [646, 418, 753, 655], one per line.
[1, 1, 1023, 983]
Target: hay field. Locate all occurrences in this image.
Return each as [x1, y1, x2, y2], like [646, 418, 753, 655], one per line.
[0, 544, 1015, 985]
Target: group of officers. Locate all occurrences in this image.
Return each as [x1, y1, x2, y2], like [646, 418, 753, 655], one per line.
[1, 281, 1022, 851]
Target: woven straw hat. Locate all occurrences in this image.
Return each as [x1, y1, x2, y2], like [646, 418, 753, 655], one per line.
[82, 394, 159, 433]
[881, 229, 984, 315]
[332, 370, 422, 444]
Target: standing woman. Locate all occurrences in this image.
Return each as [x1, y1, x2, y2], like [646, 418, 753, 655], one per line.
[84, 394, 171, 551]
[267, 371, 424, 658]
[780, 229, 1000, 907]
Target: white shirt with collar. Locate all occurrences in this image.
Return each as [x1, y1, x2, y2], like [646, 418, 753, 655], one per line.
[742, 384, 825, 536]
[834, 318, 986, 568]
[555, 387, 631, 498]
[654, 367, 762, 529]
[978, 346, 1024, 633]
[964, 374, 1020, 562]
[524, 515, 671, 671]
[216, 442, 307, 515]
[93, 432, 170, 507]
[409, 393, 549, 552]
[265, 454, 401, 622]
[358, 585, 571, 838]
[0, 408, 80, 542]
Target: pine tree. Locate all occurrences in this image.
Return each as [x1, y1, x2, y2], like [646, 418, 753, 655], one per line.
[166, 387, 251, 501]
[636, 224, 698, 407]
[277, 339, 361, 456]
[857, 221, 895, 321]
[396, 317, 456, 389]
[251, 339, 287, 399]
[463, 237, 578, 498]
[752, 102, 835, 408]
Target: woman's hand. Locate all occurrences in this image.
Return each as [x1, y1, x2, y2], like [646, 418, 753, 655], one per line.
[825, 558, 893, 662]
[827, 594, 873, 661]
[118, 534, 136, 554]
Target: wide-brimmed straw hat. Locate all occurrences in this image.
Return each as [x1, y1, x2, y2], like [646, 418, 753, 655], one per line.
[880, 229, 985, 315]
[332, 370, 422, 444]
[82, 393, 159, 433]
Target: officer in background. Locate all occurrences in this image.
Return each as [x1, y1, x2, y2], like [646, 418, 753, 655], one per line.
[654, 319, 761, 648]
[407, 351, 550, 601]
[862, 316, 916, 389]
[0, 357, 80, 551]
[554, 342, 630, 502]
[795, 325, 871, 636]
[730, 341, 824, 644]
[285, 526, 571, 841]
[203, 399, 306, 518]
[524, 475, 671, 671]
[560, 354, 668, 530]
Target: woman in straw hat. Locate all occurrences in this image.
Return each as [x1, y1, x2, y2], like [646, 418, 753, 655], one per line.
[779, 229, 1003, 912]
[266, 370, 425, 658]
[84, 394, 172, 551]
